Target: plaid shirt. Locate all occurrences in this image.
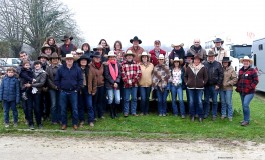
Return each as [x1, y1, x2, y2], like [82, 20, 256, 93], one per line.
[236, 66, 259, 95]
[121, 60, 142, 88]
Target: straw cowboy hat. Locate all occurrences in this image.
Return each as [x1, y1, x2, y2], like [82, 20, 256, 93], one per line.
[173, 57, 183, 64]
[41, 44, 55, 53]
[240, 56, 253, 64]
[158, 54, 165, 60]
[213, 38, 224, 44]
[65, 54, 75, 59]
[207, 50, 218, 57]
[76, 49, 84, 54]
[93, 45, 104, 51]
[49, 52, 60, 60]
[222, 57, 232, 63]
[61, 35, 73, 42]
[124, 50, 135, 57]
[171, 43, 184, 48]
[38, 53, 49, 60]
[130, 36, 142, 44]
[138, 51, 151, 58]
[105, 51, 117, 57]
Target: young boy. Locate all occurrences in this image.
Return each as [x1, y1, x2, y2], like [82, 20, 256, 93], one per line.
[19, 60, 35, 100]
[0, 67, 20, 127]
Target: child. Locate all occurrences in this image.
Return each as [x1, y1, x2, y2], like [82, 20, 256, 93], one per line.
[0, 67, 20, 127]
[19, 60, 35, 100]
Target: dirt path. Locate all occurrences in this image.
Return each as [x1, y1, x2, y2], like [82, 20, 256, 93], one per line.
[0, 136, 264, 160]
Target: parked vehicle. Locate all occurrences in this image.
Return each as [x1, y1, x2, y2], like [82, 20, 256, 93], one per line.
[0, 58, 21, 66]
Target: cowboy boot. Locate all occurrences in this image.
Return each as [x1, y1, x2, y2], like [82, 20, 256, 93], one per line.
[109, 104, 115, 119]
[113, 104, 119, 118]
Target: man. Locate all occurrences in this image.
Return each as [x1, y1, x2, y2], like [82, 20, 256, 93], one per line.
[121, 50, 142, 117]
[55, 54, 83, 130]
[203, 50, 224, 120]
[187, 39, 207, 62]
[58, 35, 77, 57]
[17, 51, 34, 74]
[126, 36, 144, 63]
[41, 44, 55, 57]
[211, 38, 228, 63]
[38, 54, 49, 70]
[149, 40, 167, 66]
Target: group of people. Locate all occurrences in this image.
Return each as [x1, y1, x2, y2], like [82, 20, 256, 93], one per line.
[0, 35, 259, 130]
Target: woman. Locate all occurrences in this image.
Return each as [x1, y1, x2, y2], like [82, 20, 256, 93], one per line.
[170, 57, 185, 118]
[169, 43, 185, 67]
[104, 51, 121, 119]
[81, 43, 93, 63]
[184, 55, 208, 122]
[236, 56, 259, 126]
[152, 54, 170, 116]
[77, 55, 95, 126]
[88, 52, 105, 120]
[98, 39, 110, 55]
[44, 36, 59, 53]
[113, 40, 125, 64]
[139, 52, 154, 115]
[220, 57, 237, 121]
[46, 52, 62, 124]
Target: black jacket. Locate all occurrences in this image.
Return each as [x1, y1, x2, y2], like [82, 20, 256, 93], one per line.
[203, 61, 224, 86]
[103, 62, 121, 90]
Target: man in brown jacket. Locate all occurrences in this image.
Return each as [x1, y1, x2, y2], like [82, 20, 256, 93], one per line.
[126, 36, 144, 63]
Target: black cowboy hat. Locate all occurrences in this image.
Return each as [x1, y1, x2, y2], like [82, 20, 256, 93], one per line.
[61, 35, 73, 42]
[213, 38, 224, 44]
[130, 36, 142, 44]
[185, 52, 194, 58]
[90, 51, 101, 58]
[222, 57, 232, 62]
[77, 55, 90, 64]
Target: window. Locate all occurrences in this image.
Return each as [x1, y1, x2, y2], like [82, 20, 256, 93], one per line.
[258, 44, 263, 50]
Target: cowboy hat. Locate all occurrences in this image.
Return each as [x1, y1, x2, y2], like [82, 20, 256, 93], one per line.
[213, 38, 224, 44]
[173, 57, 183, 64]
[41, 44, 55, 53]
[130, 36, 142, 44]
[90, 52, 101, 58]
[76, 49, 84, 54]
[138, 51, 151, 58]
[93, 45, 104, 51]
[105, 51, 116, 57]
[222, 57, 232, 62]
[185, 52, 194, 58]
[193, 54, 203, 61]
[38, 53, 49, 60]
[49, 52, 60, 60]
[240, 56, 253, 64]
[77, 55, 90, 64]
[171, 43, 184, 48]
[65, 54, 74, 59]
[206, 50, 218, 57]
[124, 50, 135, 57]
[158, 54, 165, 60]
[61, 35, 73, 42]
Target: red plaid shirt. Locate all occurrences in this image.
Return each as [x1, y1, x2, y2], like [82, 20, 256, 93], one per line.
[236, 66, 259, 95]
[121, 60, 142, 88]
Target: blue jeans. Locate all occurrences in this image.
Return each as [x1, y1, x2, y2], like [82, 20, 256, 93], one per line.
[139, 87, 151, 114]
[188, 89, 204, 118]
[49, 89, 60, 123]
[171, 84, 185, 116]
[93, 86, 105, 118]
[220, 90, 233, 118]
[3, 100, 18, 124]
[204, 85, 219, 117]
[29, 93, 42, 126]
[78, 87, 94, 123]
[156, 88, 169, 114]
[124, 87, 138, 114]
[240, 93, 254, 123]
[106, 89, 120, 104]
[60, 91, 78, 126]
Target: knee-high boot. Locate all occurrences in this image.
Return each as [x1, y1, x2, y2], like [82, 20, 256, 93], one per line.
[109, 104, 115, 119]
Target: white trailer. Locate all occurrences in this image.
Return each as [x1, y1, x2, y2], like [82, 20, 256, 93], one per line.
[252, 38, 265, 92]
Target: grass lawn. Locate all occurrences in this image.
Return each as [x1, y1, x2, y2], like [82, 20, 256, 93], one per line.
[0, 90, 264, 142]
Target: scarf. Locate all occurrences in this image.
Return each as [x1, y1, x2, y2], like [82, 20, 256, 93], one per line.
[34, 68, 44, 77]
[193, 45, 202, 53]
[94, 62, 101, 69]
[108, 59, 118, 81]
[189, 63, 203, 75]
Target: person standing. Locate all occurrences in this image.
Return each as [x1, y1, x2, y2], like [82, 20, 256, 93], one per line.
[58, 35, 77, 57]
[104, 51, 121, 119]
[126, 36, 144, 63]
[236, 56, 259, 126]
[113, 40, 125, 64]
[152, 54, 170, 116]
[98, 39, 110, 55]
[220, 57, 237, 121]
[93, 45, 108, 62]
[186, 39, 207, 62]
[211, 38, 228, 63]
[184, 55, 208, 122]
[0, 67, 20, 128]
[43, 36, 59, 53]
[121, 50, 142, 117]
[41, 44, 56, 57]
[138, 52, 154, 115]
[203, 50, 224, 120]
[81, 43, 93, 63]
[169, 43, 185, 67]
[55, 54, 83, 130]
[149, 40, 167, 66]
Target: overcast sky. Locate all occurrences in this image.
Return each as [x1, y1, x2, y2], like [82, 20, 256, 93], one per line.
[62, 0, 265, 49]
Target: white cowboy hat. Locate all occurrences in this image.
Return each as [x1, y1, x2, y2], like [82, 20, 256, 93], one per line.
[65, 54, 74, 59]
[158, 54, 165, 60]
[240, 56, 253, 64]
[171, 43, 184, 48]
[124, 50, 135, 57]
[76, 49, 84, 53]
[173, 57, 183, 64]
[105, 51, 116, 57]
[138, 51, 151, 58]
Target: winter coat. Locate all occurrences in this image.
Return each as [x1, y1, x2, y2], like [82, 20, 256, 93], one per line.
[203, 60, 224, 87]
[58, 43, 77, 57]
[31, 69, 47, 94]
[236, 66, 259, 95]
[103, 62, 121, 90]
[169, 48, 185, 67]
[184, 63, 208, 89]
[139, 62, 154, 87]
[0, 76, 20, 103]
[149, 49, 167, 66]
[121, 60, 142, 88]
[221, 66, 237, 91]
[187, 45, 207, 61]
[46, 64, 62, 90]
[211, 47, 228, 63]
[19, 67, 34, 90]
[89, 62, 104, 88]
[126, 46, 144, 63]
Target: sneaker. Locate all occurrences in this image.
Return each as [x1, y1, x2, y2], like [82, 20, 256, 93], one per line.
[100, 116, 105, 119]
[199, 118, 203, 123]
[228, 118, 233, 122]
[79, 121, 85, 128]
[132, 114, 138, 117]
[191, 116, 195, 122]
[124, 113, 129, 117]
[162, 114, 166, 117]
[140, 113, 144, 116]
[221, 116, 226, 120]
[158, 114, 162, 117]
[89, 122, 94, 127]
[4, 123, 9, 128]
[181, 115, 186, 119]
[29, 125, 35, 130]
[212, 116, 217, 121]
[241, 121, 249, 126]
[14, 123, 18, 127]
